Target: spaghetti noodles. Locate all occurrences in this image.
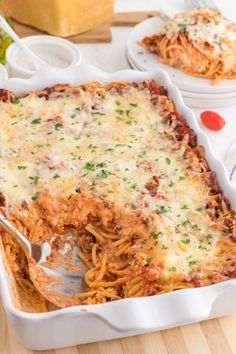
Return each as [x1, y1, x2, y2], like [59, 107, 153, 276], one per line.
[140, 8, 236, 84]
[0, 80, 236, 309]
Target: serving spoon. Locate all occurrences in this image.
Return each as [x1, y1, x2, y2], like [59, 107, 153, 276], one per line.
[0, 213, 87, 308]
[0, 15, 48, 70]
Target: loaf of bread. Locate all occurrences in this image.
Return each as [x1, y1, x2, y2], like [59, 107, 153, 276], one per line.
[0, 0, 114, 37]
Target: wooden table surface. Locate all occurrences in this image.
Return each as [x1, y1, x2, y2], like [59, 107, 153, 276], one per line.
[1, 298, 236, 354]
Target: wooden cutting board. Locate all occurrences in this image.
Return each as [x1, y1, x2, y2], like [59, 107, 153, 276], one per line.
[1, 295, 236, 354]
[13, 11, 159, 43]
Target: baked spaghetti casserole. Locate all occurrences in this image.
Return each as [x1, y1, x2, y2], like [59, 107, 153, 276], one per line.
[0, 80, 235, 310]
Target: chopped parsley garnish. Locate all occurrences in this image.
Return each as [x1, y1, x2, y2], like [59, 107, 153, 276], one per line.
[181, 205, 189, 210]
[47, 131, 53, 135]
[182, 220, 190, 226]
[115, 109, 124, 115]
[100, 170, 110, 178]
[32, 192, 40, 201]
[129, 103, 138, 107]
[29, 176, 40, 185]
[88, 144, 97, 152]
[165, 157, 171, 165]
[198, 243, 207, 251]
[205, 233, 213, 240]
[192, 224, 199, 230]
[12, 98, 20, 104]
[70, 114, 76, 119]
[131, 182, 137, 189]
[17, 165, 27, 170]
[115, 143, 126, 147]
[196, 208, 203, 212]
[91, 112, 105, 116]
[116, 101, 121, 106]
[97, 162, 107, 168]
[55, 123, 63, 131]
[179, 176, 185, 181]
[151, 231, 162, 239]
[181, 239, 190, 244]
[188, 260, 197, 267]
[170, 266, 176, 272]
[168, 181, 175, 187]
[145, 257, 153, 263]
[156, 205, 171, 214]
[74, 107, 81, 111]
[53, 174, 60, 179]
[138, 150, 146, 158]
[31, 118, 41, 124]
[178, 23, 187, 32]
[84, 162, 96, 171]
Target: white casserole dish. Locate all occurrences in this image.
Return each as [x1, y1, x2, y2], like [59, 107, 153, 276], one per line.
[1, 64, 236, 351]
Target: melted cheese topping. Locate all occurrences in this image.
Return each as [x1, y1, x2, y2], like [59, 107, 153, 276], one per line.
[0, 86, 222, 278]
[160, 8, 236, 57]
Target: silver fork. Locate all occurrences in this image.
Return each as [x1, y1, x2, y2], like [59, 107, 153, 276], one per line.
[185, 0, 219, 10]
[159, 9, 171, 21]
[0, 213, 87, 307]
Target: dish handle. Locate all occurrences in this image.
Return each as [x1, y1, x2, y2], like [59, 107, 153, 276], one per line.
[90, 282, 236, 332]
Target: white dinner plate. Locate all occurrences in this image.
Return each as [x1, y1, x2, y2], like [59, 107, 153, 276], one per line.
[127, 50, 236, 107]
[126, 51, 236, 108]
[181, 89, 236, 100]
[182, 97, 236, 108]
[127, 17, 236, 94]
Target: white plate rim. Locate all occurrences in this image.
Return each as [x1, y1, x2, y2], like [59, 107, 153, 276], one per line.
[126, 50, 236, 107]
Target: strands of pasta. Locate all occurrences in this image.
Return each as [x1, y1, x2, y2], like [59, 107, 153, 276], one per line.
[1, 80, 236, 311]
[140, 30, 236, 84]
[139, 8, 236, 84]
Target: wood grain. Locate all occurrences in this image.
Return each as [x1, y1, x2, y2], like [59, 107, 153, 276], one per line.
[111, 11, 159, 26]
[1, 294, 236, 354]
[201, 319, 233, 354]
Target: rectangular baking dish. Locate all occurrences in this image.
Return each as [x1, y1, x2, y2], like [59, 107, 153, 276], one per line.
[1, 64, 236, 351]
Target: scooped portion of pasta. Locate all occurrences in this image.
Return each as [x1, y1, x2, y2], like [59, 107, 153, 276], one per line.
[140, 8, 236, 85]
[0, 80, 236, 310]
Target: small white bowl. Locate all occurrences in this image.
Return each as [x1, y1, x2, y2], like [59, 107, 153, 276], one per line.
[0, 63, 8, 82]
[6, 35, 82, 79]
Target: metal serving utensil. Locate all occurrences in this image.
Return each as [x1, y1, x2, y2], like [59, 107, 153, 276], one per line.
[0, 15, 48, 70]
[185, 0, 219, 11]
[0, 213, 87, 307]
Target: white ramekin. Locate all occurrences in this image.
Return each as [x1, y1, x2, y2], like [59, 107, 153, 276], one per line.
[6, 35, 82, 79]
[0, 63, 8, 82]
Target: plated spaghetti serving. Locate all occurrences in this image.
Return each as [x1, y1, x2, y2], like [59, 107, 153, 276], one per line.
[140, 8, 236, 85]
[0, 79, 236, 310]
